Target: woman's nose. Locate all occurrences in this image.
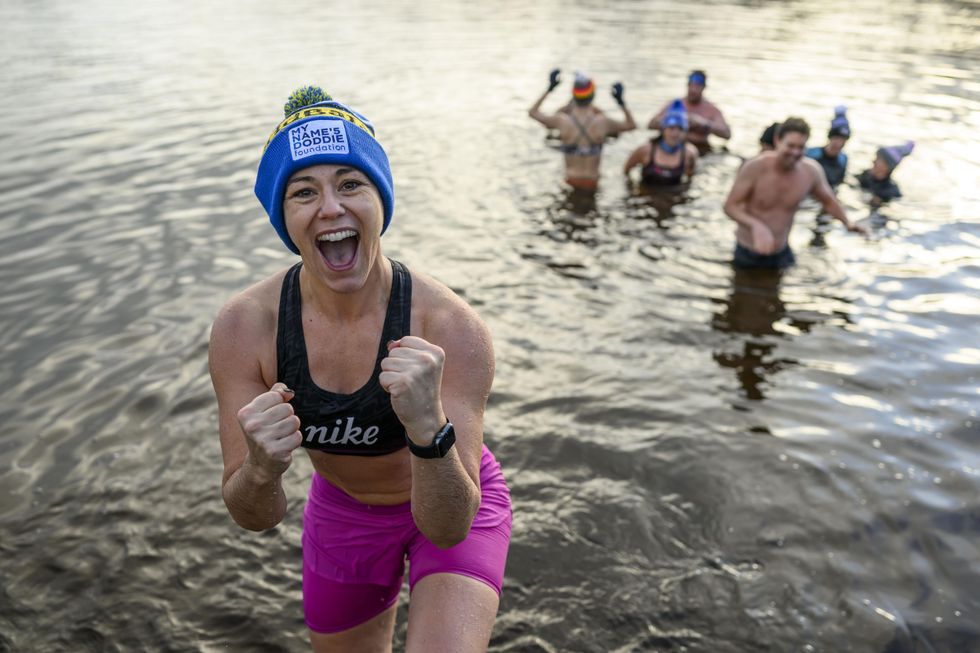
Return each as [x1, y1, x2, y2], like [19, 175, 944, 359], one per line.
[316, 189, 344, 218]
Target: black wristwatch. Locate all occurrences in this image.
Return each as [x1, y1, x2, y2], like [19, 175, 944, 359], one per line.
[406, 421, 456, 459]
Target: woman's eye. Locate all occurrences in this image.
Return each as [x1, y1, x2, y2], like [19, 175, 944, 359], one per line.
[340, 179, 362, 192]
[291, 188, 314, 198]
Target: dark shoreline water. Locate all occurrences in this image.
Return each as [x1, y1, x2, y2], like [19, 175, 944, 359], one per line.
[2, 1, 978, 651]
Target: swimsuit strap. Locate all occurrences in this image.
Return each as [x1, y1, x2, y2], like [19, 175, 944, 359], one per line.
[566, 111, 602, 155]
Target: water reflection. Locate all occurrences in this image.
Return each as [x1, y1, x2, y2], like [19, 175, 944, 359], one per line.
[625, 180, 690, 229]
[711, 267, 817, 401]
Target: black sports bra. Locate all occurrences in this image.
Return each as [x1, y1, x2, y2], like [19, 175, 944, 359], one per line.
[275, 259, 411, 455]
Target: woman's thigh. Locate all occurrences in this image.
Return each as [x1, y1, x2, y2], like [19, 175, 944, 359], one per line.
[405, 573, 500, 653]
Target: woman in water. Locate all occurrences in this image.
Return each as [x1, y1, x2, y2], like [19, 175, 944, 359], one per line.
[624, 99, 699, 186]
[209, 86, 511, 653]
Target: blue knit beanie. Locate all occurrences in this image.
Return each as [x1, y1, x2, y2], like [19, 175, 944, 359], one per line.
[662, 98, 689, 131]
[254, 86, 394, 254]
[828, 105, 850, 139]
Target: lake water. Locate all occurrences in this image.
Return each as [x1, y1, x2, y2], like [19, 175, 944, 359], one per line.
[1, 0, 978, 651]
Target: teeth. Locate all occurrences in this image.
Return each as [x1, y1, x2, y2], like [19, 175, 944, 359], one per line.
[316, 229, 357, 243]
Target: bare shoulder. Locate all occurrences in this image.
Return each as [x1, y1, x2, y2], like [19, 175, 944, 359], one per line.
[797, 157, 823, 186]
[209, 269, 288, 379]
[633, 140, 653, 156]
[685, 143, 699, 159]
[704, 98, 724, 116]
[212, 273, 284, 335]
[738, 153, 769, 178]
[409, 266, 495, 413]
[409, 267, 491, 350]
[801, 156, 824, 178]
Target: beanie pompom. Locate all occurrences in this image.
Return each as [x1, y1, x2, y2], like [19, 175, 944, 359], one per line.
[284, 86, 333, 117]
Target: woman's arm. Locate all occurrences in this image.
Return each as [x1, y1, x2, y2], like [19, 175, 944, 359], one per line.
[623, 142, 651, 176]
[209, 293, 302, 531]
[529, 89, 560, 129]
[685, 143, 699, 177]
[382, 277, 493, 548]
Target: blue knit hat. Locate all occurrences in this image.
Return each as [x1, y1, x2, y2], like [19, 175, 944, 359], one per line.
[828, 105, 850, 139]
[662, 98, 689, 131]
[254, 86, 394, 254]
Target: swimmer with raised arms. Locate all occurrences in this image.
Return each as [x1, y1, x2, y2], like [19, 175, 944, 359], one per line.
[529, 69, 636, 191]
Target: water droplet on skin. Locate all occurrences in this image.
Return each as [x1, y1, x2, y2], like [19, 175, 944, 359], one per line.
[872, 439, 882, 448]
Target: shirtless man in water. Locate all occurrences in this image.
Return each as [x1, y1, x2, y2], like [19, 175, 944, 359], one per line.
[723, 117, 866, 269]
[649, 70, 730, 152]
[529, 69, 636, 191]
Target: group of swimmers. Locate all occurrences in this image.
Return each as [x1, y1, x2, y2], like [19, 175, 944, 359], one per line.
[529, 69, 916, 269]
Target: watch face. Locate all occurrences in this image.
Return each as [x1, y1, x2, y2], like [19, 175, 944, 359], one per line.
[436, 423, 456, 456]
[408, 421, 455, 458]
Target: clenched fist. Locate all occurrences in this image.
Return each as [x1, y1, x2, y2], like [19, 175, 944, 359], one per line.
[379, 337, 447, 444]
[236, 382, 303, 482]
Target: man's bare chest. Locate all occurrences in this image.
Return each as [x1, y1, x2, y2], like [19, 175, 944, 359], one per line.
[751, 175, 810, 212]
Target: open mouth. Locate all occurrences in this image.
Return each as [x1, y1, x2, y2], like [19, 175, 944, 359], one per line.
[316, 229, 359, 271]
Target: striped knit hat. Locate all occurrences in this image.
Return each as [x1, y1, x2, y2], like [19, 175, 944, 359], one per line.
[572, 71, 595, 103]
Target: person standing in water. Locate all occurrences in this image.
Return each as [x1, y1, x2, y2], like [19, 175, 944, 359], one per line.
[648, 70, 731, 152]
[723, 117, 867, 269]
[529, 69, 637, 191]
[858, 141, 914, 205]
[209, 85, 511, 652]
[623, 99, 699, 186]
[805, 105, 851, 189]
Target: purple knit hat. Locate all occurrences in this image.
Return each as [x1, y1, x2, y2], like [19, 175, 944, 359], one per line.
[878, 141, 914, 170]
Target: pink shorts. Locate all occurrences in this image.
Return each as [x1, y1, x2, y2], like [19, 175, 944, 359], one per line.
[302, 445, 512, 634]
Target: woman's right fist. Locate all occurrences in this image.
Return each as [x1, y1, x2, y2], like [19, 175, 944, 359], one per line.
[236, 383, 303, 481]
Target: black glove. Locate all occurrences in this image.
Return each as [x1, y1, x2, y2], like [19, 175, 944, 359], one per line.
[611, 82, 625, 106]
[548, 69, 561, 93]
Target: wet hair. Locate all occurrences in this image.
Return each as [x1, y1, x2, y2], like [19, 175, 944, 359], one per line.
[573, 96, 594, 107]
[777, 117, 810, 140]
